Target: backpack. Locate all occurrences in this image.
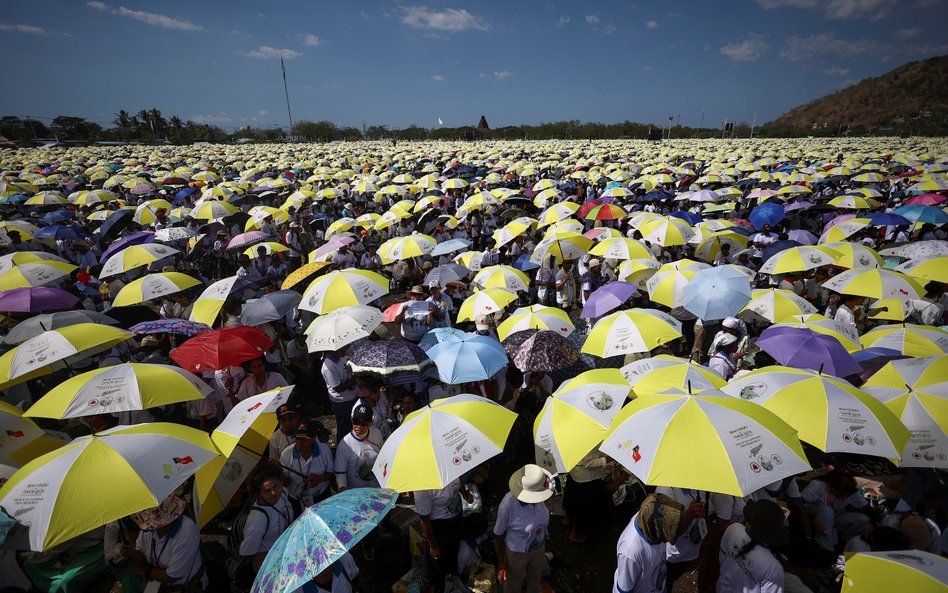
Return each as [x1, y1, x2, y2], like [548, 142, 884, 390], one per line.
[226, 498, 302, 593]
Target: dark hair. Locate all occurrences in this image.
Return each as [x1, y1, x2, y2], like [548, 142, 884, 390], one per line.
[355, 372, 385, 392]
[250, 464, 283, 494]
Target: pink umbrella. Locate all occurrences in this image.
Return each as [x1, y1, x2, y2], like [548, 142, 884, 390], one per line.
[822, 213, 855, 233]
[225, 230, 268, 251]
[906, 193, 947, 206]
[312, 236, 355, 261]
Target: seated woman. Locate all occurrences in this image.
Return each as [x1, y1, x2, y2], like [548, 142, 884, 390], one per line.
[132, 495, 206, 591]
[234, 356, 289, 401]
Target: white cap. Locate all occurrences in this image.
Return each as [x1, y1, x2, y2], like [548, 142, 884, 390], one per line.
[722, 316, 741, 329]
[719, 333, 739, 347]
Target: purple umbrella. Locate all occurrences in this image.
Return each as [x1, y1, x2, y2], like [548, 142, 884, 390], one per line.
[822, 213, 855, 233]
[98, 231, 155, 264]
[130, 318, 211, 337]
[787, 229, 818, 245]
[784, 200, 814, 212]
[580, 281, 639, 318]
[312, 236, 355, 261]
[0, 287, 79, 313]
[756, 326, 861, 378]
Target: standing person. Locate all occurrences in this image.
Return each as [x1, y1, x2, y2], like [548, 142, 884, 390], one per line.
[655, 487, 709, 591]
[133, 495, 206, 589]
[427, 281, 453, 329]
[268, 404, 299, 461]
[280, 421, 334, 507]
[613, 493, 684, 593]
[416, 478, 469, 586]
[234, 357, 288, 401]
[239, 466, 296, 574]
[580, 258, 607, 306]
[284, 222, 303, 271]
[352, 373, 391, 440]
[396, 285, 434, 342]
[495, 464, 554, 593]
[716, 500, 788, 593]
[322, 348, 357, 443]
[334, 404, 383, 491]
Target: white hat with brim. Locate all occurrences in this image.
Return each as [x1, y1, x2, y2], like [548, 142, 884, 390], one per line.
[509, 464, 554, 503]
[132, 495, 186, 530]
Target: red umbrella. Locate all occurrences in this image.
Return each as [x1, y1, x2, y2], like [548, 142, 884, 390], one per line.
[382, 302, 406, 322]
[170, 326, 273, 372]
[576, 199, 604, 218]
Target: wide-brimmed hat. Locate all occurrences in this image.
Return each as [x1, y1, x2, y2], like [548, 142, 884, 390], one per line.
[588, 258, 601, 268]
[407, 284, 427, 295]
[132, 495, 186, 530]
[508, 464, 554, 503]
[635, 493, 683, 544]
[743, 500, 789, 547]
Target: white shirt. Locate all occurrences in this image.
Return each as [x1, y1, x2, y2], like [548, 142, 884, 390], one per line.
[414, 480, 464, 521]
[321, 355, 355, 403]
[280, 442, 334, 504]
[614, 513, 667, 593]
[306, 553, 359, 593]
[656, 487, 707, 563]
[493, 492, 549, 553]
[833, 304, 856, 333]
[426, 294, 453, 328]
[136, 516, 204, 585]
[717, 523, 784, 593]
[334, 427, 383, 489]
[709, 352, 737, 380]
[235, 372, 288, 401]
[239, 494, 295, 558]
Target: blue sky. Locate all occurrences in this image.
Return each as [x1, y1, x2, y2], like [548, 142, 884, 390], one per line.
[1, 0, 946, 131]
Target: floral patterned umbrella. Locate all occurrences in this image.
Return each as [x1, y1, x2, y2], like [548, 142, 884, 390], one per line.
[348, 340, 431, 375]
[502, 329, 580, 372]
[251, 488, 397, 593]
[129, 318, 211, 337]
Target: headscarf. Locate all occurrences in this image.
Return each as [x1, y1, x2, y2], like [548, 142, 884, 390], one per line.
[635, 493, 683, 544]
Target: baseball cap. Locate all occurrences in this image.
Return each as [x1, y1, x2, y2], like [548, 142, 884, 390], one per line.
[276, 404, 298, 418]
[588, 258, 601, 268]
[352, 403, 373, 425]
[294, 421, 316, 440]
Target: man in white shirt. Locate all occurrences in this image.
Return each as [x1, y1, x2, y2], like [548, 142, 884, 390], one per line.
[614, 493, 683, 593]
[321, 350, 357, 442]
[280, 421, 334, 507]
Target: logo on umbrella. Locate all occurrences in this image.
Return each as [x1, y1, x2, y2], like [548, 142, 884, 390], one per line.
[246, 402, 263, 412]
[6, 430, 25, 438]
[631, 445, 641, 463]
[173, 456, 193, 465]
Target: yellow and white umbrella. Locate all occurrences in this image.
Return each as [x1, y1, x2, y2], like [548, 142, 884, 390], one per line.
[828, 195, 880, 210]
[374, 207, 412, 231]
[638, 216, 695, 247]
[860, 324, 948, 357]
[589, 237, 653, 260]
[299, 269, 390, 314]
[326, 217, 356, 238]
[818, 218, 871, 244]
[822, 269, 926, 300]
[534, 369, 632, 473]
[0, 422, 218, 551]
[693, 231, 749, 262]
[190, 200, 239, 221]
[616, 258, 662, 288]
[530, 231, 593, 265]
[841, 551, 948, 593]
[24, 363, 210, 420]
[723, 366, 910, 458]
[739, 288, 817, 323]
[896, 256, 948, 284]
[304, 305, 383, 352]
[472, 265, 530, 292]
[600, 388, 810, 496]
[621, 354, 726, 395]
[100, 243, 179, 279]
[537, 203, 579, 228]
[582, 308, 682, 357]
[189, 275, 242, 326]
[496, 305, 574, 341]
[377, 234, 437, 263]
[759, 245, 840, 274]
[0, 259, 77, 290]
[645, 260, 709, 308]
[0, 401, 69, 467]
[112, 272, 201, 307]
[862, 355, 948, 468]
[868, 298, 942, 323]
[493, 217, 536, 248]
[823, 242, 883, 269]
[456, 288, 518, 323]
[243, 242, 289, 258]
[211, 386, 293, 457]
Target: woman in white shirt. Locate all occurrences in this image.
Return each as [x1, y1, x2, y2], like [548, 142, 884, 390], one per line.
[717, 500, 788, 593]
[234, 357, 289, 401]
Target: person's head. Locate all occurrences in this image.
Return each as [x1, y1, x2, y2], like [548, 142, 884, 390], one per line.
[245, 356, 267, 379]
[256, 245, 268, 258]
[276, 404, 299, 435]
[743, 500, 789, 548]
[7, 229, 21, 244]
[718, 332, 739, 354]
[238, 254, 251, 268]
[251, 465, 285, 504]
[721, 243, 731, 255]
[222, 298, 242, 317]
[174, 292, 191, 305]
[634, 493, 684, 545]
[762, 224, 772, 233]
[132, 495, 186, 536]
[508, 464, 554, 504]
[428, 281, 441, 297]
[352, 403, 373, 438]
[825, 469, 858, 498]
[397, 392, 418, 416]
[294, 421, 316, 455]
[722, 316, 741, 335]
[407, 285, 426, 300]
[355, 373, 385, 402]
[737, 253, 750, 265]
[588, 258, 601, 271]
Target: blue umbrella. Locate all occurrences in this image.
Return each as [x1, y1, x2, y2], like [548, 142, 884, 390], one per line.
[99, 230, 155, 263]
[893, 205, 948, 224]
[33, 224, 87, 240]
[426, 333, 508, 384]
[867, 212, 911, 227]
[0, 194, 28, 204]
[98, 209, 134, 241]
[748, 202, 786, 230]
[430, 238, 471, 257]
[670, 211, 702, 225]
[512, 253, 540, 272]
[40, 209, 75, 225]
[418, 327, 466, 351]
[252, 488, 397, 593]
[173, 187, 198, 204]
[682, 265, 752, 321]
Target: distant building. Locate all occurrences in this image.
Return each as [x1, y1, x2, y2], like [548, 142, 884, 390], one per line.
[477, 115, 490, 130]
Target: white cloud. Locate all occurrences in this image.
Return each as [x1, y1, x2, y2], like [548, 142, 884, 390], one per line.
[720, 33, 769, 61]
[821, 65, 850, 76]
[191, 113, 232, 125]
[646, 20, 659, 28]
[0, 22, 50, 35]
[432, 74, 445, 81]
[585, 14, 600, 25]
[302, 33, 321, 46]
[554, 15, 570, 27]
[241, 46, 302, 59]
[780, 33, 875, 61]
[86, 1, 202, 31]
[585, 14, 616, 35]
[480, 71, 514, 80]
[754, 0, 897, 20]
[257, 110, 269, 117]
[895, 27, 921, 39]
[401, 6, 488, 32]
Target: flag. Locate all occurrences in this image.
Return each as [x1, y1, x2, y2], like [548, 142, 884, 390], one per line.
[438, 117, 444, 126]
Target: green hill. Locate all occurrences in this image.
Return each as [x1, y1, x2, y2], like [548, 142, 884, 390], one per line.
[762, 55, 948, 136]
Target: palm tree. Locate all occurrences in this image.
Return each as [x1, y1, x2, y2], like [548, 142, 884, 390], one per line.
[148, 108, 167, 138]
[113, 110, 131, 139]
[169, 115, 183, 143]
[135, 110, 150, 139]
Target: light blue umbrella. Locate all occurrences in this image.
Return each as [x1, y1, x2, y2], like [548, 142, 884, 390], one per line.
[426, 332, 509, 384]
[418, 327, 466, 351]
[682, 265, 752, 321]
[252, 488, 397, 593]
[893, 205, 948, 225]
[431, 238, 472, 257]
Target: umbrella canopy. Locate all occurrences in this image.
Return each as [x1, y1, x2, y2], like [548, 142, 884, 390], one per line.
[0, 324, 134, 389]
[472, 265, 530, 292]
[24, 363, 210, 420]
[112, 272, 201, 307]
[189, 275, 249, 326]
[862, 355, 948, 468]
[897, 256, 948, 284]
[530, 231, 593, 264]
[170, 326, 274, 372]
[304, 305, 383, 353]
[211, 386, 293, 457]
[581, 281, 639, 318]
[456, 287, 518, 322]
[534, 369, 631, 473]
[582, 308, 683, 357]
[0, 422, 218, 551]
[822, 268, 926, 300]
[621, 354, 726, 395]
[759, 245, 840, 274]
[600, 389, 810, 497]
[129, 318, 210, 337]
[496, 305, 574, 341]
[251, 489, 398, 593]
[748, 201, 785, 229]
[0, 401, 69, 467]
[822, 241, 882, 270]
[589, 237, 653, 260]
[646, 260, 708, 308]
[860, 324, 948, 357]
[773, 314, 861, 351]
[723, 366, 910, 458]
[425, 263, 471, 288]
[377, 234, 437, 263]
[193, 444, 259, 529]
[98, 231, 155, 264]
[2, 311, 117, 345]
[757, 326, 861, 377]
[739, 288, 817, 323]
[430, 238, 471, 257]
[99, 243, 179, 278]
[373, 394, 516, 491]
[0, 260, 77, 290]
[281, 261, 331, 290]
[239, 290, 302, 327]
[502, 329, 580, 372]
[682, 265, 752, 321]
[426, 333, 508, 384]
[348, 340, 430, 374]
[299, 269, 390, 314]
[0, 287, 79, 313]
[841, 551, 948, 593]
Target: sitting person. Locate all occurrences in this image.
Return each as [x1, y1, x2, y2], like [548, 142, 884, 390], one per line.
[132, 495, 206, 590]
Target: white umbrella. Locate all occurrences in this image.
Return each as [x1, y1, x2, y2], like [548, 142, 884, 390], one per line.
[304, 305, 383, 352]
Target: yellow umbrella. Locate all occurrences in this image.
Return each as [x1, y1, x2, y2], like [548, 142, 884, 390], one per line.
[841, 551, 948, 593]
[456, 288, 518, 323]
[621, 354, 726, 394]
[112, 272, 201, 307]
[496, 305, 574, 341]
[589, 237, 653, 260]
[0, 260, 77, 290]
[582, 309, 683, 357]
[472, 265, 530, 292]
[299, 269, 390, 314]
[897, 256, 948, 284]
[0, 401, 69, 467]
[243, 242, 289, 258]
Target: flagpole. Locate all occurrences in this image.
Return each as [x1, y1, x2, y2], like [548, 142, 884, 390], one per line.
[281, 56, 294, 139]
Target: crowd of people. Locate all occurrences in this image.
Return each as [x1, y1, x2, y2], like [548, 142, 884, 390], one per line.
[0, 139, 945, 593]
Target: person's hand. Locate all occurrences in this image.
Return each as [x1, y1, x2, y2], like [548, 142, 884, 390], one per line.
[224, 375, 234, 390]
[307, 474, 320, 488]
[497, 569, 507, 584]
[683, 500, 705, 524]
